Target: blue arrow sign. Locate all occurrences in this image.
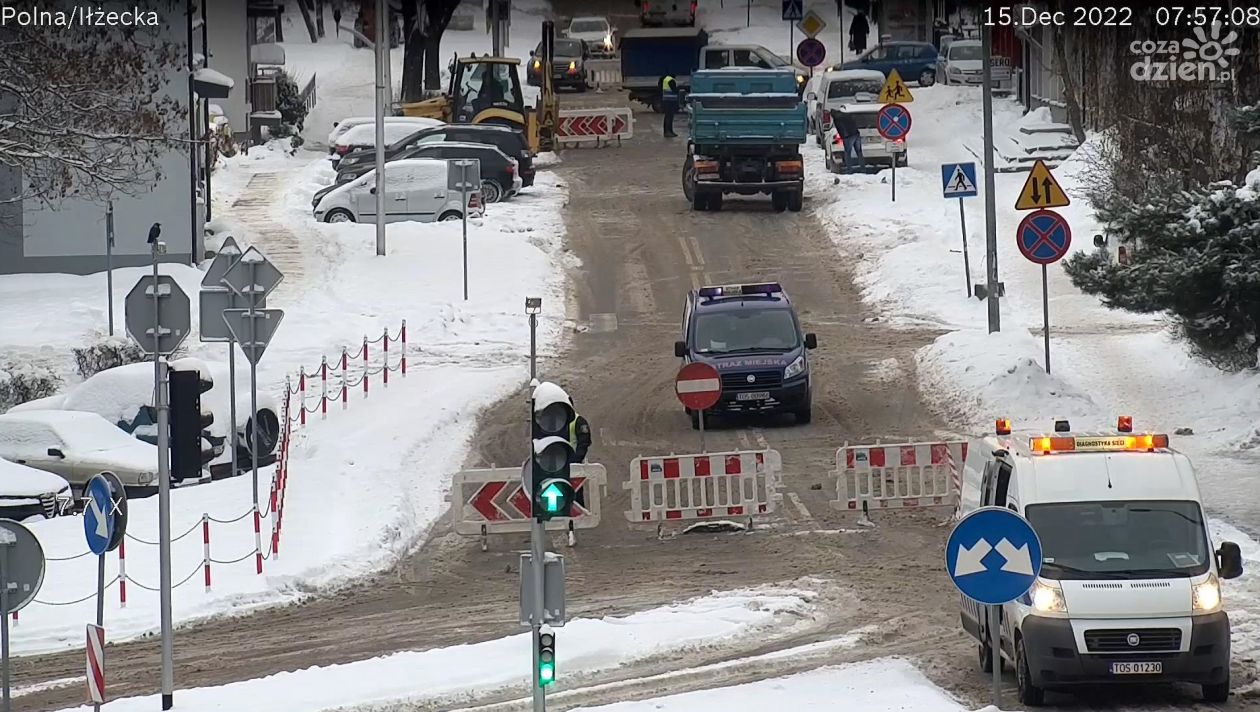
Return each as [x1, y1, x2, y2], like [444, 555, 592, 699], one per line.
[782, 0, 803, 21]
[83, 475, 116, 556]
[946, 506, 1042, 605]
[941, 162, 978, 198]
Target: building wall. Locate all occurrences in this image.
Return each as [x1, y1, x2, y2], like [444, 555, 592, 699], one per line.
[0, 1, 197, 275]
[208, 0, 251, 139]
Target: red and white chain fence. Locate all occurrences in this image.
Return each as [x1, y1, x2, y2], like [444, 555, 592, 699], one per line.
[16, 320, 408, 620]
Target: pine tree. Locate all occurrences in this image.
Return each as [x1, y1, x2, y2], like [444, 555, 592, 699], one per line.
[1064, 176, 1260, 371]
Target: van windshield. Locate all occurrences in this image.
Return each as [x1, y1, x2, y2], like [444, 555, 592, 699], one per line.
[693, 309, 799, 354]
[1026, 500, 1210, 579]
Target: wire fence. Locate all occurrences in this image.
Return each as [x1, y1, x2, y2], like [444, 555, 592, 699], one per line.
[17, 320, 409, 620]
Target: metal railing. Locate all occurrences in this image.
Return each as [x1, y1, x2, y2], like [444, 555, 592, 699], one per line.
[299, 73, 317, 110]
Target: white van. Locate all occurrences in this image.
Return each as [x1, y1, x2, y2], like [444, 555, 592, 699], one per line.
[958, 416, 1243, 706]
[314, 158, 483, 224]
[813, 69, 885, 144]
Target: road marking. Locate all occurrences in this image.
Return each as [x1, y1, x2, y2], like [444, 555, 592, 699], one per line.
[677, 235, 696, 267]
[690, 272, 702, 290]
[737, 430, 752, 449]
[752, 429, 769, 449]
[786, 492, 817, 526]
[686, 234, 705, 267]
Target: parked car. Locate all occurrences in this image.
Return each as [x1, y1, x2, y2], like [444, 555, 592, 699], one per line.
[7, 358, 280, 478]
[0, 457, 73, 521]
[336, 124, 535, 188]
[0, 410, 161, 497]
[803, 75, 825, 137]
[823, 104, 908, 171]
[564, 16, 616, 57]
[640, 0, 696, 27]
[327, 116, 445, 154]
[527, 38, 590, 91]
[331, 120, 445, 167]
[339, 142, 519, 203]
[839, 41, 940, 87]
[812, 69, 885, 145]
[315, 158, 485, 224]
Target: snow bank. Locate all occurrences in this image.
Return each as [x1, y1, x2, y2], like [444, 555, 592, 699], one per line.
[50, 587, 818, 712]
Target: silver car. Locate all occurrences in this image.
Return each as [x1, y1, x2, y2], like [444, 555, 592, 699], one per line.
[314, 158, 484, 224]
[0, 410, 161, 497]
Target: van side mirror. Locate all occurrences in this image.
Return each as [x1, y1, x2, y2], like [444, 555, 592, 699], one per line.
[1218, 541, 1244, 579]
[674, 341, 687, 358]
[804, 333, 818, 349]
[47, 447, 65, 458]
[369, 186, 377, 194]
[1093, 234, 1107, 248]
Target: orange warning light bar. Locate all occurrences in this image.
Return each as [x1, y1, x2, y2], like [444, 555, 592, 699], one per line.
[1030, 433, 1169, 454]
[996, 418, 1012, 435]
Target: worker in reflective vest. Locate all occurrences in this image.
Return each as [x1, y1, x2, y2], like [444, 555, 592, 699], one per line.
[660, 74, 679, 138]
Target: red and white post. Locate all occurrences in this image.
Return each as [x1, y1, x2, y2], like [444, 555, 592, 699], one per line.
[86, 623, 106, 704]
[202, 514, 212, 592]
[320, 356, 328, 419]
[340, 348, 349, 409]
[362, 336, 370, 398]
[298, 370, 307, 426]
[382, 327, 390, 387]
[253, 503, 264, 575]
[118, 539, 127, 608]
[401, 319, 408, 376]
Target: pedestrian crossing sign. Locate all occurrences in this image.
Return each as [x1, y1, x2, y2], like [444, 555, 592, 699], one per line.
[1015, 159, 1070, 210]
[877, 69, 914, 104]
[941, 162, 978, 198]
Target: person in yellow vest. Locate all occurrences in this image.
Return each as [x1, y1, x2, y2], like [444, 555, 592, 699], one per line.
[660, 74, 679, 138]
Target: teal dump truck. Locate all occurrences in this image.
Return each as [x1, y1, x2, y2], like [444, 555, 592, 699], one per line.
[682, 68, 807, 212]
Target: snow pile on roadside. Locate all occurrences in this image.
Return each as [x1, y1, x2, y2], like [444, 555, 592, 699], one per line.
[50, 587, 818, 712]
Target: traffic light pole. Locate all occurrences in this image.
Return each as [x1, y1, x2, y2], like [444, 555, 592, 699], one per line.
[151, 240, 175, 710]
[530, 511, 547, 712]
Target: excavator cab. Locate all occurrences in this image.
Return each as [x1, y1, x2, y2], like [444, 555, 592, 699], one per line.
[449, 56, 526, 127]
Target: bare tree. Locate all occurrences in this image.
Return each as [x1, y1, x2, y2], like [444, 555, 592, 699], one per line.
[399, 0, 462, 102]
[0, 22, 188, 207]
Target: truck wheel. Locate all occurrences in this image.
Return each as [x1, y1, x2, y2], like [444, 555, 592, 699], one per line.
[683, 157, 696, 202]
[692, 192, 708, 211]
[771, 192, 788, 212]
[707, 194, 723, 212]
[1202, 675, 1230, 703]
[787, 190, 803, 212]
[1016, 638, 1046, 707]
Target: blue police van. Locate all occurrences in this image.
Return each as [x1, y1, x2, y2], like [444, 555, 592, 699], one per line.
[674, 282, 818, 426]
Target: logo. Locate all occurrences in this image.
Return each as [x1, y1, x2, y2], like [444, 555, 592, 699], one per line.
[746, 374, 756, 383]
[1127, 633, 1141, 647]
[1130, 24, 1240, 82]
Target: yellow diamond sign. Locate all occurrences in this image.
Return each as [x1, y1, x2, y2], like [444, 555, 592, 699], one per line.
[797, 10, 826, 38]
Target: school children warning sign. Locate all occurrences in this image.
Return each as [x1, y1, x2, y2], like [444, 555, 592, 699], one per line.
[877, 69, 914, 104]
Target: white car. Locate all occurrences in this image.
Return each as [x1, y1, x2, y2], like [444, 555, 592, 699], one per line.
[315, 158, 484, 224]
[813, 69, 885, 145]
[823, 103, 908, 172]
[327, 116, 445, 153]
[564, 16, 616, 57]
[331, 120, 445, 166]
[0, 410, 160, 496]
[802, 75, 825, 138]
[939, 39, 983, 85]
[7, 358, 281, 478]
[0, 457, 73, 521]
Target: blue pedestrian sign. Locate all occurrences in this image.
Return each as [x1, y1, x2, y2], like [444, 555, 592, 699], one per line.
[782, 0, 803, 21]
[946, 506, 1043, 605]
[83, 475, 116, 556]
[1016, 209, 1072, 265]
[941, 162, 978, 199]
[876, 103, 911, 141]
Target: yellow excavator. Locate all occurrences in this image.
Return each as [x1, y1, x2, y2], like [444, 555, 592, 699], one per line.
[399, 21, 558, 154]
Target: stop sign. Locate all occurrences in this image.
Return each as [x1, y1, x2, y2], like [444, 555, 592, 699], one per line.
[675, 362, 722, 411]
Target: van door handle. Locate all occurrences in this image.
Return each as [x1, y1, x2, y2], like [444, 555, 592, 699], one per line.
[434, 192, 446, 198]
[392, 196, 406, 201]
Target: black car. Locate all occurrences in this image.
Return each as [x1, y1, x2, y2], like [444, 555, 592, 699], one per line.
[337, 124, 535, 187]
[527, 38, 588, 91]
[338, 142, 519, 204]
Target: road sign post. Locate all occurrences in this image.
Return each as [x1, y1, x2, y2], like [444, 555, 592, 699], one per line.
[0, 519, 46, 712]
[1016, 209, 1072, 375]
[942, 162, 979, 296]
[83, 470, 126, 712]
[947, 507, 1043, 710]
[877, 104, 911, 202]
[451, 159, 481, 301]
[981, 23, 1000, 335]
[200, 236, 245, 481]
[675, 362, 721, 453]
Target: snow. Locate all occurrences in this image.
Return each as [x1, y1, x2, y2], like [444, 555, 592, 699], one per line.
[0, 457, 69, 498]
[191, 67, 235, 90]
[335, 121, 429, 149]
[50, 587, 818, 712]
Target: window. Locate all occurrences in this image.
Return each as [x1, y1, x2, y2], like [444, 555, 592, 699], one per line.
[895, 45, 920, 60]
[692, 309, 800, 354]
[754, 48, 788, 67]
[979, 462, 994, 506]
[734, 49, 773, 69]
[570, 20, 607, 34]
[863, 47, 887, 61]
[916, 45, 937, 59]
[0, 422, 60, 456]
[554, 39, 584, 57]
[993, 462, 1012, 507]
[949, 44, 983, 61]
[705, 51, 729, 69]
[827, 78, 884, 100]
[1027, 501, 1211, 579]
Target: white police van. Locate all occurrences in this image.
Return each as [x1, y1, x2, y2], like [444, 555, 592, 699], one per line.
[957, 416, 1244, 706]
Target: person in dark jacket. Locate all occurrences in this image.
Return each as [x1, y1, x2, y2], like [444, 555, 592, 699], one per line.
[661, 74, 679, 138]
[571, 411, 592, 463]
[333, 4, 343, 35]
[833, 109, 866, 171]
[849, 12, 870, 55]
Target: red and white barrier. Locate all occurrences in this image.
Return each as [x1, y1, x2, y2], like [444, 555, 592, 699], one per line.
[624, 449, 782, 525]
[556, 107, 633, 147]
[833, 441, 968, 520]
[86, 623, 105, 703]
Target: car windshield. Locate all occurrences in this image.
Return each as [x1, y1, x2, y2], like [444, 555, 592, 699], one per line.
[693, 309, 799, 354]
[554, 39, 584, 57]
[950, 44, 983, 61]
[1027, 500, 1211, 580]
[570, 20, 606, 33]
[828, 79, 884, 100]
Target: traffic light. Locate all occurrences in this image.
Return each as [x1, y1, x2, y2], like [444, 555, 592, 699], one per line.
[531, 381, 575, 521]
[538, 625, 556, 686]
[169, 366, 214, 481]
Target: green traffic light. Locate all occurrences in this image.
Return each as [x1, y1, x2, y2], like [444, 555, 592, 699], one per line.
[541, 482, 565, 512]
[540, 662, 555, 685]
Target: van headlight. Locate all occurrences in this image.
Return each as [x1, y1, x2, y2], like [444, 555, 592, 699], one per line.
[784, 355, 806, 380]
[1031, 579, 1068, 615]
[1193, 573, 1222, 613]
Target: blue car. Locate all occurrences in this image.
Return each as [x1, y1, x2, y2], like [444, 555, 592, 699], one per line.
[674, 282, 818, 426]
[839, 41, 940, 87]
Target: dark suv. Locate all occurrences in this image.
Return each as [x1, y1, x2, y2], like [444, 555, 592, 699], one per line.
[336, 124, 535, 187]
[674, 282, 817, 425]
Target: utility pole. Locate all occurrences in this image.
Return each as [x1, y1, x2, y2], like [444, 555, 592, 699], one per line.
[373, 0, 387, 256]
[151, 232, 175, 711]
[981, 22, 1000, 333]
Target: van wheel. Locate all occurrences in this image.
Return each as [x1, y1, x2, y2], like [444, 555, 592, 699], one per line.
[1202, 675, 1230, 703]
[324, 208, 354, 223]
[978, 639, 993, 673]
[691, 192, 708, 211]
[787, 190, 803, 212]
[1016, 638, 1045, 707]
[771, 192, 788, 212]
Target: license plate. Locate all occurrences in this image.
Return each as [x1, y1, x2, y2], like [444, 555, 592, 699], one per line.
[1111, 661, 1162, 674]
[736, 391, 770, 401]
[863, 135, 881, 144]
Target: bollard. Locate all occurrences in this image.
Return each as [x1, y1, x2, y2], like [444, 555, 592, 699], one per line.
[320, 356, 328, 419]
[254, 504, 263, 575]
[298, 370, 307, 426]
[203, 514, 212, 592]
[341, 348, 349, 409]
[383, 327, 390, 387]
[119, 538, 128, 608]
[401, 319, 408, 376]
[363, 336, 369, 398]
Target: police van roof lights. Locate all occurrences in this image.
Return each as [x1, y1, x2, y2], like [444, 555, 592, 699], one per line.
[1117, 415, 1133, 432]
[1030, 433, 1170, 455]
[698, 282, 783, 298]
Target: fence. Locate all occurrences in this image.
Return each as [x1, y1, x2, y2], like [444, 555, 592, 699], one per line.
[299, 73, 318, 111]
[624, 449, 782, 529]
[17, 320, 407, 619]
[832, 441, 968, 524]
[585, 59, 621, 91]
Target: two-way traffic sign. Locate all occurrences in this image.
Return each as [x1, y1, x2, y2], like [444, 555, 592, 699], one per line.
[946, 507, 1042, 605]
[1015, 159, 1069, 210]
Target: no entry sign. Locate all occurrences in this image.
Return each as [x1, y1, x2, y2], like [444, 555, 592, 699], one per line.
[676, 362, 721, 411]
